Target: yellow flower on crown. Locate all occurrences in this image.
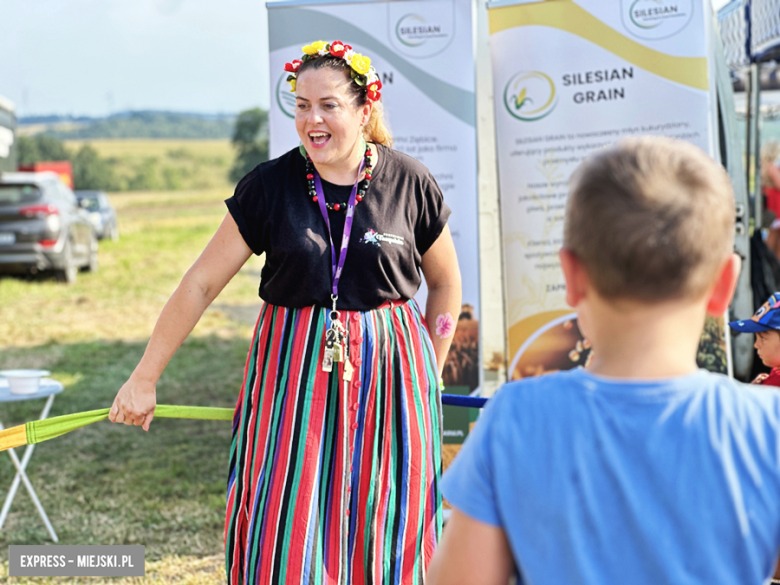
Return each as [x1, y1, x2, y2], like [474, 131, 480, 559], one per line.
[288, 78, 296, 92]
[350, 53, 371, 75]
[302, 41, 327, 55]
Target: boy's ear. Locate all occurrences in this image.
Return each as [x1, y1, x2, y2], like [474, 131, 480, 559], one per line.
[706, 253, 741, 316]
[559, 248, 589, 308]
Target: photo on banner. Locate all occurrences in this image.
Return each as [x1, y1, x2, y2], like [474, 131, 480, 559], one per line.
[488, 0, 728, 380]
[267, 0, 481, 447]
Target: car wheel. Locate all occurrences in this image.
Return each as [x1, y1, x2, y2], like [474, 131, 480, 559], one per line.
[81, 235, 99, 273]
[55, 241, 77, 284]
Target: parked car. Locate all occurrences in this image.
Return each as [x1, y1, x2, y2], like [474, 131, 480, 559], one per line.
[0, 172, 98, 283]
[75, 190, 118, 241]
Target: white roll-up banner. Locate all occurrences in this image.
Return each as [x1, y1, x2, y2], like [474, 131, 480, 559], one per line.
[488, 0, 728, 379]
[268, 0, 482, 436]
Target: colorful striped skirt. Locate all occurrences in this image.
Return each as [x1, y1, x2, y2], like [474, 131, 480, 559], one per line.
[225, 299, 443, 585]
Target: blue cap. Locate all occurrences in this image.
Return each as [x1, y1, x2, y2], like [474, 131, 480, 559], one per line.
[729, 293, 780, 333]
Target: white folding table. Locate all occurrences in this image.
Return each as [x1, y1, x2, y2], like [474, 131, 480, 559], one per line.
[0, 378, 63, 542]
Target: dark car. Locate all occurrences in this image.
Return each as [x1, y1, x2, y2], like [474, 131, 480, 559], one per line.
[75, 190, 118, 241]
[0, 172, 98, 283]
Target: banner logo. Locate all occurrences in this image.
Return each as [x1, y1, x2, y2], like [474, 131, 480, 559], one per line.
[621, 0, 694, 40]
[396, 14, 446, 47]
[388, 2, 455, 58]
[275, 73, 297, 119]
[504, 71, 557, 122]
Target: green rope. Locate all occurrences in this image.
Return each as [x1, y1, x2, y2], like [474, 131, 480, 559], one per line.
[22, 405, 233, 446]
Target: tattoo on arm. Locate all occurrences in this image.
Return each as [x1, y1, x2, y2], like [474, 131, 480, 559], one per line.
[435, 312, 456, 339]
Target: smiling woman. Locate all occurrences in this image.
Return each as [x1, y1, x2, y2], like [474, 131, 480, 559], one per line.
[109, 40, 461, 585]
[294, 48, 392, 177]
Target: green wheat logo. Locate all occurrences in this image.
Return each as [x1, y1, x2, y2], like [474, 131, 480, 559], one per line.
[504, 71, 557, 122]
[276, 74, 296, 119]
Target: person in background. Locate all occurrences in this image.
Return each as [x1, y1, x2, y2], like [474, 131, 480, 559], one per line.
[427, 136, 780, 585]
[110, 40, 461, 584]
[729, 292, 780, 386]
[761, 140, 780, 258]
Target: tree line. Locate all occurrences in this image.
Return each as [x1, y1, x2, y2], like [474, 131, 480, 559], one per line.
[17, 108, 269, 191]
[18, 136, 118, 191]
[36, 111, 236, 140]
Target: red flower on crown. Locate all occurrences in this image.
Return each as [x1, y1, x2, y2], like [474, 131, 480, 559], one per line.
[329, 41, 347, 57]
[284, 60, 302, 73]
[367, 78, 382, 102]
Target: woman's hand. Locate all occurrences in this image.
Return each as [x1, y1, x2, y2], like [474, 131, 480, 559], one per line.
[109, 375, 157, 431]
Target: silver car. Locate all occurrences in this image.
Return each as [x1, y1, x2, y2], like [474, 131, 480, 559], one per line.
[0, 172, 98, 283]
[75, 190, 119, 241]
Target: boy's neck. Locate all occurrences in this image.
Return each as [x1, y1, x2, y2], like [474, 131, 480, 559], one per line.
[584, 294, 708, 379]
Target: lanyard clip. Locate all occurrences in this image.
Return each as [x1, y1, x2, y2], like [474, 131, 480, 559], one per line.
[330, 294, 340, 322]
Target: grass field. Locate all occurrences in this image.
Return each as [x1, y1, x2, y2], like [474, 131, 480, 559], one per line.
[64, 139, 234, 191]
[0, 186, 264, 582]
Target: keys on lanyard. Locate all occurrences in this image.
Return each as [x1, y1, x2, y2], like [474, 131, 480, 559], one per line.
[322, 296, 355, 381]
[323, 295, 351, 378]
[323, 319, 345, 370]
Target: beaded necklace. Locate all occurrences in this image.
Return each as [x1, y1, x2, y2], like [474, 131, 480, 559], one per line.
[305, 143, 373, 211]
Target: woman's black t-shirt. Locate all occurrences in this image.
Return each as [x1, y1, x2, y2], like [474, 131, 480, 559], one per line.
[225, 144, 451, 311]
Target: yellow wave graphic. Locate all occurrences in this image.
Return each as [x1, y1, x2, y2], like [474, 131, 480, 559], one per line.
[489, 0, 708, 92]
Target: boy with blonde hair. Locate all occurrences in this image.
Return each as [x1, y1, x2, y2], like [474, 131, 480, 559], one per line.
[428, 137, 780, 584]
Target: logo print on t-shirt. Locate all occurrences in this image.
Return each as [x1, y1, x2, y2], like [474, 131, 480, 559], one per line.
[360, 229, 405, 248]
[361, 229, 381, 247]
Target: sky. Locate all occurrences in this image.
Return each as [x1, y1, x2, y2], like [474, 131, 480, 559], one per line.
[0, 0, 270, 117]
[0, 0, 733, 118]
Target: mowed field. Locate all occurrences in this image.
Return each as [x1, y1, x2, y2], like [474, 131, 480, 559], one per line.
[65, 139, 234, 191]
[0, 161, 265, 582]
[65, 139, 233, 161]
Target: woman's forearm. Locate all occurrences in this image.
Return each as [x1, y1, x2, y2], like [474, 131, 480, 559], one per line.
[426, 283, 462, 377]
[419, 225, 463, 379]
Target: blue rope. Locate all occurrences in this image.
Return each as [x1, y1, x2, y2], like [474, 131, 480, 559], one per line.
[441, 394, 488, 409]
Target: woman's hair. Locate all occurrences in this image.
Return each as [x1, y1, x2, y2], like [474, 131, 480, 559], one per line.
[297, 55, 392, 147]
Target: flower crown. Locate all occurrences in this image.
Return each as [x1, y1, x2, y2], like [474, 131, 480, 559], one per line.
[284, 40, 382, 102]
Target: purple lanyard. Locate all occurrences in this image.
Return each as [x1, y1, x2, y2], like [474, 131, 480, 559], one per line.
[313, 157, 365, 301]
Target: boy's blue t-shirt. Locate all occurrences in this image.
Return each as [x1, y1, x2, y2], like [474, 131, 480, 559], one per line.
[441, 368, 780, 584]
